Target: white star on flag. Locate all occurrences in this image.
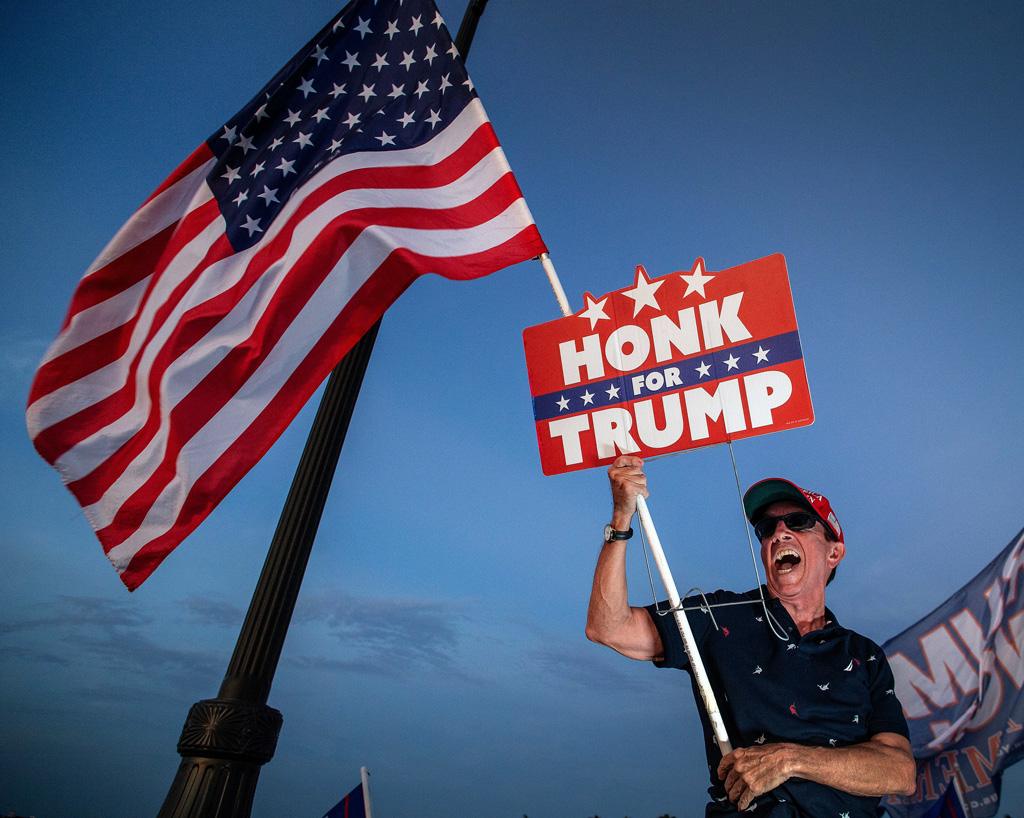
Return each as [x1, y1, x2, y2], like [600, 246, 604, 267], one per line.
[578, 294, 610, 329]
[723, 353, 740, 371]
[680, 258, 715, 299]
[621, 264, 664, 317]
[556, 395, 570, 412]
[695, 360, 711, 378]
[581, 390, 595, 406]
[606, 384, 620, 399]
[753, 345, 770, 363]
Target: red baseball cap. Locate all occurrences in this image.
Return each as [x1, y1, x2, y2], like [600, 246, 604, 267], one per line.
[742, 478, 844, 544]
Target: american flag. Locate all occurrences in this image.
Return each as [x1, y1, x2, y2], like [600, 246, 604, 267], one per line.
[26, 0, 546, 590]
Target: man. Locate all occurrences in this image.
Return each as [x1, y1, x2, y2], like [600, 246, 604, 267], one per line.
[586, 456, 916, 816]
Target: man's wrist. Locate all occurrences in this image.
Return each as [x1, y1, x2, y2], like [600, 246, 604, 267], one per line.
[610, 509, 634, 530]
[785, 742, 817, 778]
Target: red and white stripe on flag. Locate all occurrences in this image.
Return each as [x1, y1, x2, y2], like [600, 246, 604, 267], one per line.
[27, 97, 545, 590]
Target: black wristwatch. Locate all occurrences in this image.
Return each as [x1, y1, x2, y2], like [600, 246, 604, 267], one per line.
[603, 524, 633, 543]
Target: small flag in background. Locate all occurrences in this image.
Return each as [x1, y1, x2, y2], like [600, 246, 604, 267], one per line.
[322, 781, 368, 818]
[27, 0, 546, 590]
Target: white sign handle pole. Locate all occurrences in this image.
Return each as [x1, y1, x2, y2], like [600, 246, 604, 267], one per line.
[635, 494, 734, 756]
[533, 253, 733, 752]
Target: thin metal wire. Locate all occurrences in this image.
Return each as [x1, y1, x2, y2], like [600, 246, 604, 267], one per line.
[637, 508, 722, 632]
[726, 440, 790, 640]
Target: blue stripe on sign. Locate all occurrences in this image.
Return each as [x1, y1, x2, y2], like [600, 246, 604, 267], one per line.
[532, 330, 803, 421]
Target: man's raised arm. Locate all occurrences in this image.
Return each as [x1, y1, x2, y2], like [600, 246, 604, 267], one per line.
[585, 456, 664, 661]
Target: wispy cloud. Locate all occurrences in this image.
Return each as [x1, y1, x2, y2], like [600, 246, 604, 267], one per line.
[183, 595, 245, 627]
[0, 595, 151, 635]
[289, 591, 472, 678]
[2, 595, 221, 692]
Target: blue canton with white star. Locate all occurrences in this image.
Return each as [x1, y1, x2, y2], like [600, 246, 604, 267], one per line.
[205, 0, 478, 250]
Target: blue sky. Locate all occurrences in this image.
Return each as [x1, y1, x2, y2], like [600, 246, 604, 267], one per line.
[2, 2, 1023, 817]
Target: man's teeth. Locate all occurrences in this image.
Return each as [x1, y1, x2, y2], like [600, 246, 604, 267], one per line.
[774, 548, 801, 573]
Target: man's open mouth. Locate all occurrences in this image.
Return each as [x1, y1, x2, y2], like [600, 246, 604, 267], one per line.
[774, 548, 802, 574]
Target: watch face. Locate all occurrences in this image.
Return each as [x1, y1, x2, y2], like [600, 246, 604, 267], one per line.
[603, 525, 614, 543]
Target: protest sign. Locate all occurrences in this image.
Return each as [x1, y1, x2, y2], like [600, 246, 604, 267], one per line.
[522, 254, 813, 475]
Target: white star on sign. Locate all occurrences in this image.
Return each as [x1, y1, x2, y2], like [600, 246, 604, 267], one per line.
[606, 384, 620, 400]
[372, 53, 389, 71]
[253, 103, 269, 121]
[376, 131, 396, 146]
[276, 157, 296, 176]
[432, 10, 445, 28]
[439, 73, 452, 92]
[221, 165, 241, 184]
[220, 125, 238, 144]
[284, 109, 301, 126]
[384, 20, 400, 39]
[312, 107, 331, 123]
[723, 354, 740, 371]
[414, 80, 430, 98]
[556, 395, 570, 412]
[679, 258, 715, 299]
[297, 77, 316, 98]
[269, 136, 284, 150]
[397, 111, 415, 127]
[329, 139, 344, 151]
[400, 50, 415, 70]
[232, 189, 248, 206]
[425, 109, 442, 128]
[343, 112, 361, 128]
[388, 83, 406, 98]
[248, 161, 265, 177]
[621, 264, 664, 317]
[342, 51, 360, 70]
[578, 294, 610, 329]
[312, 46, 329, 65]
[753, 346, 770, 363]
[695, 360, 711, 378]
[241, 215, 262, 236]
[581, 390, 595, 406]
[236, 134, 257, 154]
[359, 83, 377, 101]
[354, 17, 372, 38]
[293, 132, 313, 149]
[409, 14, 423, 35]
[424, 44, 438, 65]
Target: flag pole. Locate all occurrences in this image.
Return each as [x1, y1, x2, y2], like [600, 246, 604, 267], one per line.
[536, 253, 734, 757]
[156, 5, 492, 816]
[360, 766, 373, 818]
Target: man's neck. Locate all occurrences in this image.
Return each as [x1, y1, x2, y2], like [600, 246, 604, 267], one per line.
[777, 593, 827, 636]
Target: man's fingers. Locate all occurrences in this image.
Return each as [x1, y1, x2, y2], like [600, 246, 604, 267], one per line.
[612, 455, 644, 469]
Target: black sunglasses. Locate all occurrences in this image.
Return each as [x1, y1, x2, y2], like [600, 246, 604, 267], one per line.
[753, 511, 819, 541]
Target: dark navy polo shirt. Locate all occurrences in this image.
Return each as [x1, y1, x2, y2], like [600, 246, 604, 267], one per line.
[646, 586, 909, 818]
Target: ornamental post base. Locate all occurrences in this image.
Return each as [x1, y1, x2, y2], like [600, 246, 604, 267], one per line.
[156, 698, 283, 818]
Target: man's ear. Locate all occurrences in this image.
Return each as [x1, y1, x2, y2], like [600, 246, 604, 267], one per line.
[828, 541, 846, 567]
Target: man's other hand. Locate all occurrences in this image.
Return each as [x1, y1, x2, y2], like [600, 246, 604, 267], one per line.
[608, 455, 649, 527]
[718, 744, 796, 811]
